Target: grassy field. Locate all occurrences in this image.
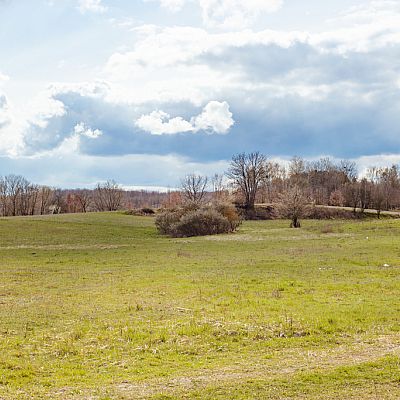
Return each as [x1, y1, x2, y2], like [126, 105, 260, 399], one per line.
[0, 213, 399, 399]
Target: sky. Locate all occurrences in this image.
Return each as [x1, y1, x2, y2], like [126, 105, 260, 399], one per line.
[1, 0, 400, 188]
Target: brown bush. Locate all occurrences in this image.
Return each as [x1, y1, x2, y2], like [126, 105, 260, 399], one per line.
[155, 204, 240, 237]
[214, 203, 242, 231]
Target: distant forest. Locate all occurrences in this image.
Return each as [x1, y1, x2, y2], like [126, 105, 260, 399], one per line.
[1, 153, 399, 216]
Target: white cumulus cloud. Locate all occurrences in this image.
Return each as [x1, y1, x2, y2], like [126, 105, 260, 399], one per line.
[192, 101, 234, 133]
[136, 100, 234, 135]
[135, 111, 194, 135]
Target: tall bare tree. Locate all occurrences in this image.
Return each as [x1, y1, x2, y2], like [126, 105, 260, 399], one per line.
[39, 186, 54, 215]
[19, 183, 39, 216]
[227, 152, 266, 210]
[6, 175, 25, 216]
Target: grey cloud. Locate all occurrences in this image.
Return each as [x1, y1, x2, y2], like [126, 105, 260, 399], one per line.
[18, 81, 400, 163]
[198, 41, 400, 87]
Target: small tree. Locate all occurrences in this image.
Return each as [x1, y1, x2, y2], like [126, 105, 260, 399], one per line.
[277, 185, 308, 228]
[181, 174, 208, 205]
[94, 180, 124, 211]
[329, 189, 345, 207]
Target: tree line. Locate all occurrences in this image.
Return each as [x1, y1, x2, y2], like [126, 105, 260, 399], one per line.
[0, 178, 163, 217]
[1, 152, 400, 217]
[179, 153, 400, 217]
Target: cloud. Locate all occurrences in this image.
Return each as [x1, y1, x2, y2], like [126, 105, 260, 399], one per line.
[192, 101, 234, 133]
[0, 72, 9, 85]
[199, 0, 283, 28]
[77, 0, 107, 14]
[9, 2, 400, 162]
[3, 0, 400, 184]
[146, 0, 283, 28]
[135, 101, 234, 135]
[0, 94, 10, 129]
[135, 111, 194, 135]
[74, 122, 103, 138]
[154, 0, 186, 12]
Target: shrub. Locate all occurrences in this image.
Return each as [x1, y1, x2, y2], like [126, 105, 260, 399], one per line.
[125, 207, 156, 216]
[155, 204, 240, 237]
[214, 203, 242, 231]
[155, 209, 183, 235]
[141, 207, 155, 215]
[173, 209, 231, 237]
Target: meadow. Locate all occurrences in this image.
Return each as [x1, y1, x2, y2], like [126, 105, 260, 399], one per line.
[0, 213, 399, 399]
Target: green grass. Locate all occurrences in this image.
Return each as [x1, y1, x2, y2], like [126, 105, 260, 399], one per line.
[0, 213, 399, 399]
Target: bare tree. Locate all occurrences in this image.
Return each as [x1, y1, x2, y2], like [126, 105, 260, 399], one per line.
[277, 185, 308, 228]
[181, 174, 208, 205]
[94, 180, 124, 211]
[227, 152, 266, 210]
[39, 186, 54, 215]
[358, 178, 372, 213]
[75, 190, 92, 213]
[211, 173, 227, 203]
[0, 177, 8, 216]
[20, 183, 39, 216]
[371, 184, 385, 218]
[343, 181, 360, 213]
[289, 156, 307, 187]
[339, 160, 358, 182]
[52, 189, 67, 214]
[379, 165, 399, 210]
[6, 175, 25, 216]
[263, 161, 287, 203]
